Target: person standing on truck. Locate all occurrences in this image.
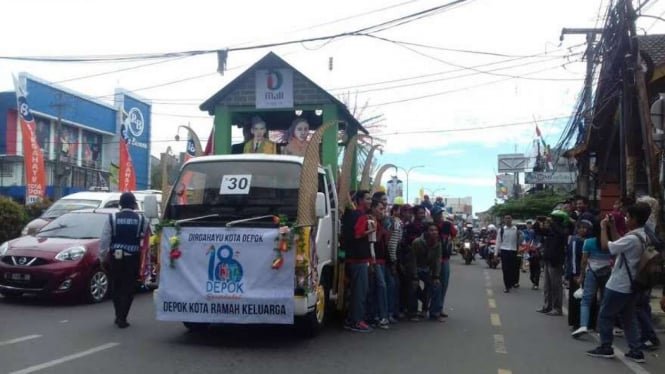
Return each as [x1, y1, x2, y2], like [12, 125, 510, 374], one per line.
[99, 192, 149, 328]
[344, 190, 375, 333]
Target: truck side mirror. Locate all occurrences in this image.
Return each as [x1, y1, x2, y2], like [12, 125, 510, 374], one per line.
[142, 195, 159, 220]
[315, 192, 326, 218]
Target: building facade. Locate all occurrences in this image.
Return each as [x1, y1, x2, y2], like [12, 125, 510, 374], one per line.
[0, 74, 152, 202]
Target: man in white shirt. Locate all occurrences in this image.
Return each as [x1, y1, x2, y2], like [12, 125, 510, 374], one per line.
[494, 215, 523, 293]
[587, 202, 651, 363]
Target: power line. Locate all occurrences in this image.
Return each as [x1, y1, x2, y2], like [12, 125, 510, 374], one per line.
[0, 0, 470, 63]
[366, 34, 585, 81]
[365, 62, 585, 107]
[336, 56, 583, 95]
[372, 115, 572, 136]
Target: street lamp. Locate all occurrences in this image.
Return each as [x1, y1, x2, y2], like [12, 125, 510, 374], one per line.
[395, 165, 424, 204]
[424, 187, 446, 198]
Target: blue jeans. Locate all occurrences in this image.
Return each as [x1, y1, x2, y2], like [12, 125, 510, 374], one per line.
[409, 269, 442, 317]
[598, 288, 640, 351]
[580, 268, 598, 328]
[385, 265, 399, 317]
[439, 260, 451, 312]
[348, 262, 369, 324]
[635, 289, 658, 343]
[369, 264, 389, 321]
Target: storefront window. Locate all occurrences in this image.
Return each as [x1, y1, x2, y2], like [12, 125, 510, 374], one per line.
[59, 125, 79, 163]
[81, 130, 102, 168]
[35, 117, 51, 156]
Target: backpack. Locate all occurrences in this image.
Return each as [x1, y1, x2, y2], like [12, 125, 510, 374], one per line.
[622, 233, 664, 292]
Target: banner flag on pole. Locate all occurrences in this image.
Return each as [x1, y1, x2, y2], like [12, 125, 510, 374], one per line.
[119, 111, 137, 192]
[13, 75, 46, 204]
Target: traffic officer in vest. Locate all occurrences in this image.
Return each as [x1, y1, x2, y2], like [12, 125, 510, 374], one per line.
[494, 215, 523, 293]
[99, 192, 148, 328]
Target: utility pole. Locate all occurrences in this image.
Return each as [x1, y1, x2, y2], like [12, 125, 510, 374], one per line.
[560, 27, 603, 200]
[50, 93, 67, 200]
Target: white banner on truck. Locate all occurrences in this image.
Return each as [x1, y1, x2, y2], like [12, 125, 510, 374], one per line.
[156, 227, 295, 324]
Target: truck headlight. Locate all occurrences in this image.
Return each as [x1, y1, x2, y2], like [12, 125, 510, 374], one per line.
[55, 246, 87, 261]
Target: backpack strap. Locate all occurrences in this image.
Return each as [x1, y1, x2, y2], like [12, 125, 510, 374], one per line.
[621, 233, 646, 285]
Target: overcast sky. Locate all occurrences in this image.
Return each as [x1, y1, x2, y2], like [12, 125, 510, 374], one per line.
[2, 0, 664, 214]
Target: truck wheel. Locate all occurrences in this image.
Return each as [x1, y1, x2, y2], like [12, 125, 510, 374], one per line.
[295, 284, 325, 338]
[183, 322, 210, 332]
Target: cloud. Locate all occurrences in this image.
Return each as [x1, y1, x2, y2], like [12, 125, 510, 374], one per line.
[408, 171, 495, 187]
[434, 149, 465, 156]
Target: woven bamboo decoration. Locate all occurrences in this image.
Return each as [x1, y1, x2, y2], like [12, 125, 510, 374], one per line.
[359, 144, 382, 190]
[296, 120, 338, 226]
[371, 163, 397, 194]
[338, 135, 358, 215]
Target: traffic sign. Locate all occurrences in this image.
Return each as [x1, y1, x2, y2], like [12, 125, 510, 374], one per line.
[524, 171, 575, 184]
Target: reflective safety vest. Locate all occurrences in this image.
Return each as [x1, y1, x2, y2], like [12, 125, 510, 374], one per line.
[109, 210, 145, 255]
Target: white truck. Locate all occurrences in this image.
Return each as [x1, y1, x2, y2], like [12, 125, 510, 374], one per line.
[155, 154, 339, 336]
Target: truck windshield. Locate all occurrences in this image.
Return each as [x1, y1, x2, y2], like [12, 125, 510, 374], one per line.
[166, 160, 301, 221]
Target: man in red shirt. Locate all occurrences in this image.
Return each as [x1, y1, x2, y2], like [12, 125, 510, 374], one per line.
[344, 190, 375, 332]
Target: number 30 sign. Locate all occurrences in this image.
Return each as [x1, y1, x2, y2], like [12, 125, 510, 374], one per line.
[220, 175, 252, 195]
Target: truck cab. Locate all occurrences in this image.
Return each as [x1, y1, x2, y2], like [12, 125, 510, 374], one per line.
[157, 154, 338, 336]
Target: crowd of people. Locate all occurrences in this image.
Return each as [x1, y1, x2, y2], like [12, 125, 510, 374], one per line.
[341, 191, 457, 332]
[494, 196, 665, 364]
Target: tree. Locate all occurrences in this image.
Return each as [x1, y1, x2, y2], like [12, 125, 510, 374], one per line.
[489, 192, 568, 220]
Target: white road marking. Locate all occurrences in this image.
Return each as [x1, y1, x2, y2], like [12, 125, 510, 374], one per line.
[486, 289, 493, 297]
[8, 342, 120, 374]
[498, 369, 512, 374]
[488, 298, 496, 309]
[494, 334, 507, 354]
[59, 320, 68, 324]
[0, 335, 42, 347]
[485, 281, 492, 287]
[491, 313, 502, 326]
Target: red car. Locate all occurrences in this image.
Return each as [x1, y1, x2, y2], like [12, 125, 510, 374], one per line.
[0, 209, 115, 303]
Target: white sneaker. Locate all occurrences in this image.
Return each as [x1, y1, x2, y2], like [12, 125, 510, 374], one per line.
[572, 326, 588, 338]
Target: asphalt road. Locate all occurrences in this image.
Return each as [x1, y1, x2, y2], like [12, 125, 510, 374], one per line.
[1, 256, 663, 374]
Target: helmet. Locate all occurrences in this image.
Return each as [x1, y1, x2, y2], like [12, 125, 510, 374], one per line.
[487, 224, 497, 232]
[550, 209, 570, 225]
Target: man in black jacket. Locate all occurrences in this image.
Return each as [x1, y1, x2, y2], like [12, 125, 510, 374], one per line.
[535, 212, 568, 316]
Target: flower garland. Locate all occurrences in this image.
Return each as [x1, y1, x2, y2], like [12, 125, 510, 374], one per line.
[272, 215, 292, 269]
[271, 215, 312, 292]
[152, 221, 182, 268]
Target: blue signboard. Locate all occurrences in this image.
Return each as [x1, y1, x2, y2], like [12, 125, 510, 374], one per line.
[119, 94, 151, 190]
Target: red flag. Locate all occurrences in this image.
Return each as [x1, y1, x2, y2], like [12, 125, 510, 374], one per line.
[118, 120, 137, 192]
[535, 125, 542, 137]
[14, 77, 46, 204]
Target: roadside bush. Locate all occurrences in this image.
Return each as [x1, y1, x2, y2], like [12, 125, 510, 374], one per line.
[0, 196, 28, 243]
[23, 198, 53, 221]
